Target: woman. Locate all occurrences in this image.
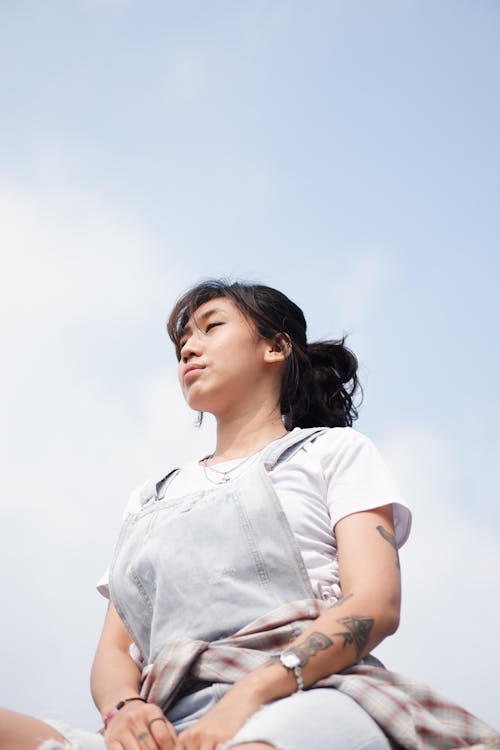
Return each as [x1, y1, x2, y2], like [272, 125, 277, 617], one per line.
[1, 280, 498, 750]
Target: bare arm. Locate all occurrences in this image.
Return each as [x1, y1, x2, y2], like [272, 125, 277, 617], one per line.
[173, 504, 401, 748]
[242, 503, 401, 700]
[91, 602, 176, 749]
[90, 601, 142, 716]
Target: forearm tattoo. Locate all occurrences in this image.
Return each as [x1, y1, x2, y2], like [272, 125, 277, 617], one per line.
[266, 631, 333, 669]
[376, 524, 400, 569]
[334, 616, 374, 658]
[291, 632, 334, 666]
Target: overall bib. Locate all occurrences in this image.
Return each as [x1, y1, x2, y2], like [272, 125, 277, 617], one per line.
[109, 428, 324, 667]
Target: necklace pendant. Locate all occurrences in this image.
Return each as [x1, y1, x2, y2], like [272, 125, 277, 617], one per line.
[221, 474, 230, 483]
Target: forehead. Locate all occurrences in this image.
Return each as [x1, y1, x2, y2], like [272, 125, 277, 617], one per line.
[181, 296, 241, 331]
[193, 296, 234, 317]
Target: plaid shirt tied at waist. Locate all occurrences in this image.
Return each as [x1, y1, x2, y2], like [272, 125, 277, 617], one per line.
[140, 598, 499, 750]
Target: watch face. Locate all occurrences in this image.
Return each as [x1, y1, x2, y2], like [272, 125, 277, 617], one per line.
[281, 651, 301, 669]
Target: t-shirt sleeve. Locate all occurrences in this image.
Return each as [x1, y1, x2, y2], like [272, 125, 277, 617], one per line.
[96, 569, 112, 600]
[96, 480, 148, 599]
[322, 428, 411, 547]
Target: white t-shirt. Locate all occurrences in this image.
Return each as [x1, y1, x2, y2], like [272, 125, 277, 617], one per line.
[97, 427, 411, 603]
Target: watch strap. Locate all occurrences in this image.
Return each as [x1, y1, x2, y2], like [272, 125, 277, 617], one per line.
[292, 664, 305, 691]
[279, 651, 305, 692]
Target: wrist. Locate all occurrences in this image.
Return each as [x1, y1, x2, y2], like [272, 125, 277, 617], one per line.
[237, 660, 297, 704]
[100, 695, 147, 728]
[99, 688, 142, 717]
[279, 651, 304, 691]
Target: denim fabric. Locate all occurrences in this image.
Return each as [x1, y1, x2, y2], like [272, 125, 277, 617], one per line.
[108, 428, 325, 667]
[38, 428, 500, 749]
[44, 428, 392, 749]
[222, 688, 394, 750]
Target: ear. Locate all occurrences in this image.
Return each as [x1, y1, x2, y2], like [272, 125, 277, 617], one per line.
[263, 333, 292, 364]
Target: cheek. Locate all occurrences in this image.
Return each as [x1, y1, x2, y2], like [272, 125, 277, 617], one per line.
[178, 369, 186, 394]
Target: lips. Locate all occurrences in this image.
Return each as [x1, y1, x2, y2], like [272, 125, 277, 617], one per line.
[183, 364, 205, 380]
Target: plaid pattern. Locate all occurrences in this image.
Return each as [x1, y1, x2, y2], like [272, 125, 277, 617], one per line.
[140, 598, 499, 750]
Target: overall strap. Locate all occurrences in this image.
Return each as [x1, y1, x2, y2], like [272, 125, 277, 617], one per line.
[263, 427, 327, 471]
[149, 428, 327, 502]
[135, 468, 181, 508]
[156, 468, 181, 502]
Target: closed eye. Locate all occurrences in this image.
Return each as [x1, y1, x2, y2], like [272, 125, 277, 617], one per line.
[177, 320, 224, 358]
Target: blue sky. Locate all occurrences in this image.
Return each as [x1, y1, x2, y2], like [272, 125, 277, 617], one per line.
[1, 0, 499, 731]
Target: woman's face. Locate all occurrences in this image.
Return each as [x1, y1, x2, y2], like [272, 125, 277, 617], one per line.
[177, 296, 282, 417]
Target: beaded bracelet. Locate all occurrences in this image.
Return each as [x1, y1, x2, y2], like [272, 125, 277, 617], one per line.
[103, 697, 148, 729]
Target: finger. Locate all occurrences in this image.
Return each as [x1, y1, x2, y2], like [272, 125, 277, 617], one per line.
[138, 721, 175, 750]
[148, 717, 176, 749]
[135, 727, 158, 750]
[107, 729, 142, 750]
[134, 729, 156, 750]
[174, 731, 212, 750]
[106, 734, 136, 750]
[106, 734, 131, 750]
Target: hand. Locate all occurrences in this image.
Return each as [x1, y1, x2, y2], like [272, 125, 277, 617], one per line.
[104, 700, 177, 750]
[174, 683, 264, 750]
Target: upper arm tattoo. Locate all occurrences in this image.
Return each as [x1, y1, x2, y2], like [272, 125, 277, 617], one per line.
[334, 616, 374, 659]
[376, 524, 400, 569]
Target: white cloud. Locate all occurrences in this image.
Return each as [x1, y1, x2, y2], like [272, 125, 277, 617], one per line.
[374, 428, 500, 728]
[0, 178, 200, 725]
[0, 365, 215, 725]
[0, 184, 166, 330]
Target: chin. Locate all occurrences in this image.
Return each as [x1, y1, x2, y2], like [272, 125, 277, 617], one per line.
[184, 392, 215, 414]
[183, 381, 227, 413]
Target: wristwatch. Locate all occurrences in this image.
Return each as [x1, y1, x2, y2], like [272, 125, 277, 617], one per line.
[279, 650, 304, 692]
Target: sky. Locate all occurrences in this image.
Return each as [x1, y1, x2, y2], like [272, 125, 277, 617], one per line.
[1, 0, 499, 733]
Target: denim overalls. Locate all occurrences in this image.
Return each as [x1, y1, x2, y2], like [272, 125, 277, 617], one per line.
[108, 428, 326, 724]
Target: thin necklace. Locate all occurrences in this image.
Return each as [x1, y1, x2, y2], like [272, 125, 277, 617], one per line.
[202, 452, 257, 485]
[201, 438, 279, 485]
[201, 431, 289, 485]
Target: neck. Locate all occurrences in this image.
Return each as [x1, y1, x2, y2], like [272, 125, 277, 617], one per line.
[210, 406, 288, 463]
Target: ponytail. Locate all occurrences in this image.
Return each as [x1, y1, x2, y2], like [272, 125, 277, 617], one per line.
[280, 336, 362, 430]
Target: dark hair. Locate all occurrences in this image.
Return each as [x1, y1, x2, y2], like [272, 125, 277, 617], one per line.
[167, 279, 362, 430]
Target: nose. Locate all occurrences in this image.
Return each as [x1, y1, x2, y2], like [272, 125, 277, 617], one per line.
[180, 332, 202, 361]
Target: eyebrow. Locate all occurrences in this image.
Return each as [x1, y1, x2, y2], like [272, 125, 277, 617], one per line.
[179, 307, 227, 338]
